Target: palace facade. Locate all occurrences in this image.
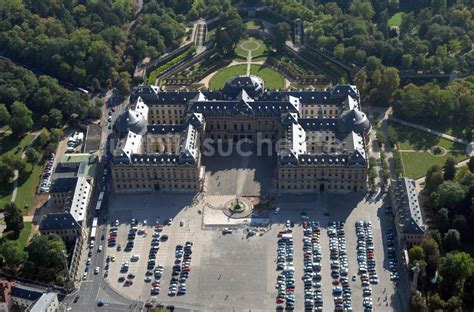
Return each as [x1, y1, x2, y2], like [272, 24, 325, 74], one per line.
[111, 76, 371, 193]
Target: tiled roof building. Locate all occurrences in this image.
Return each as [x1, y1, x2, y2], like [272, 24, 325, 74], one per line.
[390, 178, 426, 246]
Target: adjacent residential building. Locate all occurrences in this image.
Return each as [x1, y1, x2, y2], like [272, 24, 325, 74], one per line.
[49, 177, 78, 208]
[39, 213, 82, 243]
[27, 292, 58, 312]
[11, 284, 44, 310]
[111, 77, 371, 193]
[0, 279, 13, 312]
[390, 178, 426, 246]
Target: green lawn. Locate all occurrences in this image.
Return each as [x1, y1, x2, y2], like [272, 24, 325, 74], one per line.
[209, 64, 284, 90]
[209, 64, 247, 89]
[18, 221, 32, 249]
[245, 20, 262, 30]
[0, 133, 37, 210]
[250, 65, 285, 90]
[235, 37, 267, 59]
[414, 118, 470, 140]
[0, 133, 36, 158]
[388, 12, 403, 27]
[15, 164, 42, 213]
[389, 121, 466, 151]
[400, 151, 468, 179]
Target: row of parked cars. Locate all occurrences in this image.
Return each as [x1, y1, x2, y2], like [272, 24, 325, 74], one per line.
[275, 221, 295, 310]
[385, 227, 399, 281]
[168, 241, 193, 296]
[355, 221, 377, 312]
[146, 223, 165, 298]
[302, 217, 323, 311]
[39, 153, 55, 193]
[328, 221, 352, 312]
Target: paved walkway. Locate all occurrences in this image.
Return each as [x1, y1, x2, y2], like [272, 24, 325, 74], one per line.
[390, 117, 469, 145]
[11, 132, 40, 203]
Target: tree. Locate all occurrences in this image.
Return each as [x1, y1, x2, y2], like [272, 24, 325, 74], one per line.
[386, 126, 398, 146]
[443, 229, 461, 253]
[0, 240, 27, 274]
[437, 181, 466, 209]
[376, 131, 385, 146]
[348, 0, 375, 20]
[0, 104, 11, 127]
[4, 202, 24, 236]
[48, 108, 63, 129]
[409, 245, 426, 264]
[468, 156, 474, 173]
[274, 22, 291, 52]
[25, 147, 41, 164]
[443, 157, 457, 181]
[22, 234, 67, 284]
[411, 292, 428, 312]
[425, 165, 444, 193]
[9, 101, 33, 137]
[37, 128, 51, 148]
[439, 252, 474, 295]
[436, 207, 450, 233]
[50, 128, 64, 144]
[222, 11, 245, 47]
[421, 236, 441, 275]
[354, 70, 368, 98]
[116, 71, 131, 96]
[380, 67, 400, 103]
[215, 27, 233, 56]
[0, 159, 15, 184]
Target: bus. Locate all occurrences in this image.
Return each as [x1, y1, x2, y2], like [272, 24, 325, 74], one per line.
[95, 200, 102, 211]
[90, 227, 97, 240]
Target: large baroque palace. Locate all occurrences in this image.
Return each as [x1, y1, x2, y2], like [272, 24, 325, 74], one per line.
[111, 76, 371, 193]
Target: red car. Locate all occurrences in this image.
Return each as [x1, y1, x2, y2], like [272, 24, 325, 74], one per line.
[152, 282, 160, 287]
[111, 108, 116, 112]
[144, 302, 153, 308]
[276, 297, 285, 303]
[182, 266, 190, 272]
[124, 280, 133, 286]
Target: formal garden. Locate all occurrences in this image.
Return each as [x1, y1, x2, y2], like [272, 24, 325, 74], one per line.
[388, 121, 468, 179]
[208, 64, 285, 90]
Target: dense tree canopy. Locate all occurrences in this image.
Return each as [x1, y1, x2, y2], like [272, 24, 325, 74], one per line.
[22, 234, 67, 284]
[0, 60, 95, 128]
[392, 77, 474, 131]
[268, 0, 474, 73]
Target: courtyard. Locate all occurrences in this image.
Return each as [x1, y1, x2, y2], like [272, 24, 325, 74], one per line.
[100, 189, 407, 311]
[202, 144, 277, 196]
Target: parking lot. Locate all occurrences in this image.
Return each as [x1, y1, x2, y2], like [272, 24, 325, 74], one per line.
[98, 191, 407, 311]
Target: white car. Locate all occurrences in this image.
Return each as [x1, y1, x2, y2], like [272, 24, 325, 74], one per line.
[94, 267, 100, 274]
[98, 245, 103, 252]
[273, 207, 280, 214]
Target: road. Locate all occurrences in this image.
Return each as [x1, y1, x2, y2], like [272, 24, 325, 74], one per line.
[62, 92, 136, 311]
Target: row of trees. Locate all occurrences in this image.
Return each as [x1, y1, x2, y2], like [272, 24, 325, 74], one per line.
[410, 157, 474, 310]
[267, 0, 474, 73]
